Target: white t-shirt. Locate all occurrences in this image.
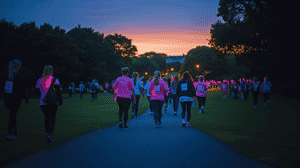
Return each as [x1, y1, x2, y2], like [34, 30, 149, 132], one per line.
[131, 78, 143, 95]
[144, 82, 151, 97]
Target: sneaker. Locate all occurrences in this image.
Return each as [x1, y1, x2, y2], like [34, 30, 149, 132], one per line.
[174, 112, 177, 115]
[13, 128, 19, 136]
[131, 113, 134, 118]
[124, 125, 129, 128]
[158, 121, 162, 125]
[45, 134, 54, 143]
[155, 123, 159, 128]
[182, 121, 186, 127]
[6, 134, 16, 141]
[267, 100, 270, 104]
[150, 112, 153, 115]
[119, 121, 123, 128]
[199, 110, 202, 113]
[264, 103, 267, 106]
[254, 106, 257, 108]
[186, 122, 191, 127]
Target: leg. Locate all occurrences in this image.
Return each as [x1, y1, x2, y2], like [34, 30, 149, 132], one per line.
[263, 93, 267, 103]
[49, 105, 58, 134]
[181, 102, 186, 119]
[197, 97, 201, 109]
[123, 98, 131, 126]
[6, 104, 20, 135]
[135, 95, 140, 116]
[131, 95, 135, 115]
[267, 92, 270, 102]
[117, 97, 125, 122]
[40, 105, 50, 133]
[151, 101, 159, 123]
[186, 102, 192, 122]
[158, 101, 164, 122]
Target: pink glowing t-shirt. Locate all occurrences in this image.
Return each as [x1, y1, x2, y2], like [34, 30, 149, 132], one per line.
[112, 76, 134, 99]
[35, 75, 60, 106]
[149, 79, 168, 101]
[196, 82, 207, 97]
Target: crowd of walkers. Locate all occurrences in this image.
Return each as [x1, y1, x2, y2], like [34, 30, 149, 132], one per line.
[2, 60, 272, 142]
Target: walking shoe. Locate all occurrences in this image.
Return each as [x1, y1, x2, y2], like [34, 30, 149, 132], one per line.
[155, 123, 159, 128]
[267, 100, 270, 104]
[186, 122, 191, 127]
[199, 110, 202, 113]
[264, 103, 267, 106]
[182, 120, 186, 127]
[13, 128, 19, 136]
[45, 134, 54, 143]
[6, 134, 16, 141]
[174, 112, 177, 115]
[150, 112, 153, 115]
[123, 125, 129, 129]
[131, 113, 134, 118]
[135, 115, 138, 118]
[119, 121, 123, 128]
[158, 121, 162, 125]
[254, 106, 257, 108]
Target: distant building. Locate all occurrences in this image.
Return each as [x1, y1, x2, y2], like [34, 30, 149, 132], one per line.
[166, 54, 186, 64]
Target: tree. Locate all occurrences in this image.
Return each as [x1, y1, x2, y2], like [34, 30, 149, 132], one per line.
[132, 55, 159, 78]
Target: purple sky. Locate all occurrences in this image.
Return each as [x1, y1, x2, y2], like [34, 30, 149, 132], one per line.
[1, 0, 224, 56]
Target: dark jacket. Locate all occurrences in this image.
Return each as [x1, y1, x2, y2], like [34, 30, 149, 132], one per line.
[2, 72, 28, 106]
[176, 79, 196, 98]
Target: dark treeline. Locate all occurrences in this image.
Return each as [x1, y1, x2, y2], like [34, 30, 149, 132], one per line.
[208, 0, 299, 98]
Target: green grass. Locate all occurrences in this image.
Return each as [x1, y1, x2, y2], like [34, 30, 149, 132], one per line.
[1, 90, 299, 168]
[191, 89, 300, 168]
[0, 93, 150, 166]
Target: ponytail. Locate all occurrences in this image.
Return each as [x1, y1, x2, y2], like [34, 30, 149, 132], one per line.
[8, 59, 21, 81]
[132, 72, 138, 86]
[154, 70, 160, 85]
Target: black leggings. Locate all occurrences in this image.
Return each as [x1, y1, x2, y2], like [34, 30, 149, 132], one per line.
[171, 94, 179, 112]
[40, 105, 58, 134]
[151, 100, 164, 123]
[5, 99, 21, 134]
[252, 91, 259, 106]
[131, 95, 140, 116]
[196, 96, 206, 109]
[117, 97, 131, 125]
[180, 102, 192, 122]
[147, 96, 153, 112]
[263, 92, 270, 102]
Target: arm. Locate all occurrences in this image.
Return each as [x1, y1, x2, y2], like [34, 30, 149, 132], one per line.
[54, 84, 63, 105]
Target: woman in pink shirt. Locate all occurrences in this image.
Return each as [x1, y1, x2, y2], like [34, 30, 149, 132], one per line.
[148, 70, 168, 128]
[196, 75, 207, 113]
[112, 67, 135, 129]
[35, 65, 63, 143]
[221, 81, 229, 100]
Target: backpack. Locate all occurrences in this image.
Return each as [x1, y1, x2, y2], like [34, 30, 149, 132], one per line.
[43, 77, 58, 105]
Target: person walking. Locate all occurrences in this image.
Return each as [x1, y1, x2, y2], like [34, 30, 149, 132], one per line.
[251, 77, 260, 108]
[68, 82, 75, 99]
[148, 70, 168, 128]
[241, 79, 248, 102]
[79, 81, 85, 99]
[260, 77, 272, 106]
[2, 59, 29, 141]
[94, 80, 99, 99]
[131, 72, 144, 118]
[177, 72, 196, 127]
[221, 81, 229, 100]
[170, 76, 179, 115]
[233, 80, 239, 100]
[35, 65, 63, 143]
[144, 77, 154, 115]
[112, 67, 135, 129]
[90, 80, 96, 101]
[167, 78, 172, 104]
[110, 80, 115, 95]
[162, 77, 170, 113]
[196, 75, 207, 113]
[104, 82, 109, 96]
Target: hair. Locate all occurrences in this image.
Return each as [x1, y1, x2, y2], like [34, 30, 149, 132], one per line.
[167, 78, 171, 87]
[154, 70, 161, 85]
[172, 76, 179, 86]
[264, 77, 269, 82]
[41, 65, 53, 78]
[132, 72, 138, 86]
[8, 59, 22, 81]
[121, 67, 129, 75]
[199, 75, 204, 82]
[253, 77, 258, 82]
[183, 72, 193, 82]
[148, 77, 154, 83]
[162, 77, 167, 82]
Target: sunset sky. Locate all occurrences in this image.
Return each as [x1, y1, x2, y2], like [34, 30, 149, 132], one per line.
[1, 0, 224, 56]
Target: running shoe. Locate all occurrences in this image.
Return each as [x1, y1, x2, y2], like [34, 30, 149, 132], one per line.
[119, 121, 123, 128]
[150, 112, 153, 115]
[131, 113, 134, 118]
[254, 106, 257, 108]
[6, 134, 16, 141]
[199, 110, 202, 113]
[13, 128, 19, 136]
[158, 121, 162, 125]
[186, 122, 191, 127]
[267, 100, 270, 104]
[124, 125, 129, 128]
[174, 112, 177, 115]
[45, 134, 54, 143]
[135, 115, 138, 118]
[155, 123, 159, 128]
[182, 121, 186, 127]
[264, 103, 267, 106]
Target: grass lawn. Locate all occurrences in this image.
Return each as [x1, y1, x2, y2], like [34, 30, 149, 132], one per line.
[0, 93, 150, 167]
[191, 89, 300, 168]
[1, 89, 299, 168]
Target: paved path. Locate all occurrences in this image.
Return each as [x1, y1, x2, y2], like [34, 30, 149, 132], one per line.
[3, 101, 273, 168]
